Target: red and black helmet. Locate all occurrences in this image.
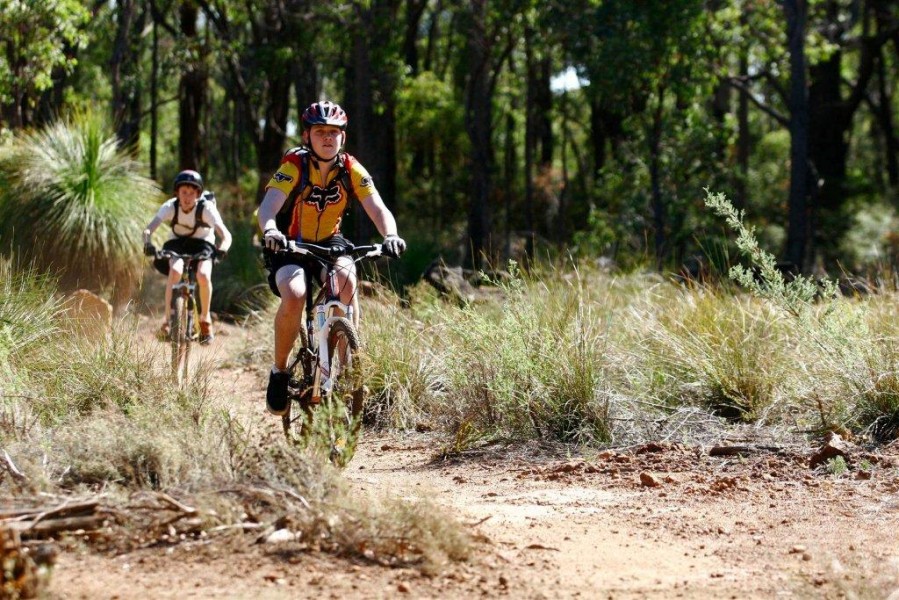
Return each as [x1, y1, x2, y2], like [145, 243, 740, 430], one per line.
[173, 169, 204, 193]
[301, 101, 348, 130]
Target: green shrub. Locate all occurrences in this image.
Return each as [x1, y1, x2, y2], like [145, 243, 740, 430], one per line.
[0, 110, 159, 307]
[636, 288, 790, 422]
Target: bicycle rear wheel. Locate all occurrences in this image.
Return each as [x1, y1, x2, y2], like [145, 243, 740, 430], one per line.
[325, 317, 363, 466]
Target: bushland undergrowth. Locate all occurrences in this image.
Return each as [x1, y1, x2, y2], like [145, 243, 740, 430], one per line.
[0, 258, 470, 571]
[353, 191, 899, 448]
[6, 183, 899, 574]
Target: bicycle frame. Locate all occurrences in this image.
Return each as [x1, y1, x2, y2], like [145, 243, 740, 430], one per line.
[156, 248, 212, 382]
[272, 241, 381, 423]
[294, 242, 382, 402]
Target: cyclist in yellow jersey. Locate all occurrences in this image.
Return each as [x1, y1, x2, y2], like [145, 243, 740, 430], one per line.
[257, 100, 406, 416]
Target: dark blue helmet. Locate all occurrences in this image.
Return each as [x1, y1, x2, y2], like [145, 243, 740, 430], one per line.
[173, 169, 204, 193]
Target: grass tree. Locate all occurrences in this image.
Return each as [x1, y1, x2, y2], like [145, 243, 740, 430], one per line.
[0, 110, 159, 308]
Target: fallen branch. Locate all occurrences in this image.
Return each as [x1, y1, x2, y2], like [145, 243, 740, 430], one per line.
[709, 445, 783, 457]
[2, 501, 99, 526]
[154, 492, 196, 515]
[5, 515, 104, 537]
[3, 449, 27, 481]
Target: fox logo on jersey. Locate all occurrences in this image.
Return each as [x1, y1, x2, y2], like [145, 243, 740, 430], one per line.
[273, 172, 294, 183]
[306, 183, 341, 212]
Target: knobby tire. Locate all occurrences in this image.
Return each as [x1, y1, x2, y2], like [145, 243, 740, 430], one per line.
[170, 295, 191, 383]
[282, 343, 313, 440]
[325, 317, 363, 466]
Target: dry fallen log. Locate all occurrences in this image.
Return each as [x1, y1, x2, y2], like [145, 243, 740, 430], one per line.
[4, 515, 104, 537]
[0, 500, 103, 539]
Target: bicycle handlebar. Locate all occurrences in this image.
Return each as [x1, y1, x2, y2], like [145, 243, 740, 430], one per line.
[270, 240, 388, 261]
[155, 248, 216, 262]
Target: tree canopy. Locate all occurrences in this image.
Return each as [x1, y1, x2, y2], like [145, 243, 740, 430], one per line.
[1, 0, 897, 277]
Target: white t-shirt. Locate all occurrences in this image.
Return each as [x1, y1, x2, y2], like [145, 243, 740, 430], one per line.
[154, 197, 225, 244]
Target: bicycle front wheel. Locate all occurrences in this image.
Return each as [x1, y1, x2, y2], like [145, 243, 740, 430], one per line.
[170, 295, 191, 383]
[325, 317, 363, 465]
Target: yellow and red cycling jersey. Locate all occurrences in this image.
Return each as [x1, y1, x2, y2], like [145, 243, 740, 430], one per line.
[265, 149, 375, 242]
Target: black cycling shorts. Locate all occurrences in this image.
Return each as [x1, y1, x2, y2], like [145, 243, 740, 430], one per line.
[264, 234, 351, 297]
[153, 238, 215, 276]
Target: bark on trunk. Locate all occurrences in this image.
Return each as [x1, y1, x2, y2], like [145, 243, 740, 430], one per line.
[178, 2, 205, 171]
[464, 0, 492, 270]
[783, 0, 811, 272]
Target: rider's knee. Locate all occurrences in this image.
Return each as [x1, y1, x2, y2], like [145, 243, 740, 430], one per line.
[277, 287, 305, 312]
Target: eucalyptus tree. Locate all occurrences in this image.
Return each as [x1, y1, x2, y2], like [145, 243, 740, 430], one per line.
[0, 0, 89, 129]
[721, 0, 897, 272]
[110, 0, 148, 150]
[455, 0, 535, 269]
[550, 0, 714, 269]
[805, 0, 897, 266]
[196, 0, 320, 199]
[343, 0, 405, 243]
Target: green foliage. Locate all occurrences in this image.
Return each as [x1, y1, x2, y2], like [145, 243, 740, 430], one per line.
[825, 455, 848, 477]
[703, 189, 899, 439]
[207, 217, 268, 315]
[705, 190, 839, 317]
[0, 111, 160, 304]
[838, 202, 897, 273]
[360, 292, 449, 431]
[0, 0, 89, 117]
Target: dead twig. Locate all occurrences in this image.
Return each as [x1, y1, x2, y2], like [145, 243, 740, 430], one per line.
[154, 492, 196, 515]
[465, 515, 492, 527]
[6, 515, 104, 537]
[2, 449, 27, 481]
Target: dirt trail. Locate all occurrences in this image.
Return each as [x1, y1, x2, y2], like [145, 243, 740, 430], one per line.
[46, 320, 899, 599]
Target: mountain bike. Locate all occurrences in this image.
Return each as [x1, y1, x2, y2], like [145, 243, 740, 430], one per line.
[155, 247, 215, 383]
[268, 240, 386, 465]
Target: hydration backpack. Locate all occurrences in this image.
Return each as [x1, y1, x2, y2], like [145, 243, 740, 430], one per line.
[171, 190, 216, 238]
[274, 148, 358, 235]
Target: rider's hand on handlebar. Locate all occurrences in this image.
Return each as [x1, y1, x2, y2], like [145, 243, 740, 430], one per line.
[144, 243, 157, 257]
[263, 228, 287, 251]
[382, 234, 406, 258]
[214, 248, 227, 263]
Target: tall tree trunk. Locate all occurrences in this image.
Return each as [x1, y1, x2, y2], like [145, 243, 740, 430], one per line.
[464, 0, 493, 269]
[504, 110, 515, 260]
[111, 0, 144, 150]
[807, 46, 849, 264]
[255, 72, 291, 201]
[524, 28, 537, 261]
[405, 0, 429, 184]
[648, 86, 666, 271]
[806, 0, 883, 265]
[404, 0, 428, 75]
[347, 26, 378, 244]
[783, 0, 811, 272]
[876, 45, 898, 190]
[150, 7, 159, 179]
[347, 0, 401, 243]
[735, 51, 750, 210]
[179, 2, 205, 171]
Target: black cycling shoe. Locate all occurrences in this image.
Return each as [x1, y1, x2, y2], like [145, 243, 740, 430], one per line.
[266, 369, 290, 416]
